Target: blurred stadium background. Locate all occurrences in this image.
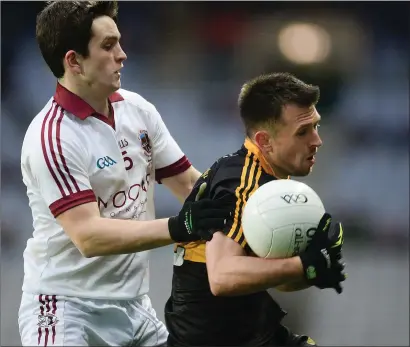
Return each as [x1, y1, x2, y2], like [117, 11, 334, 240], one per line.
[1, 1, 409, 345]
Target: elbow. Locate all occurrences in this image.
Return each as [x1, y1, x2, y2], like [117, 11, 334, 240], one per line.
[79, 247, 96, 258]
[209, 282, 226, 297]
[75, 239, 96, 258]
[208, 272, 233, 297]
[70, 231, 98, 258]
[66, 220, 102, 258]
[209, 281, 224, 297]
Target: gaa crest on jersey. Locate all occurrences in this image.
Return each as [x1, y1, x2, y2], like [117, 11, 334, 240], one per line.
[138, 130, 152, 157]
[37, 313, 59, 328]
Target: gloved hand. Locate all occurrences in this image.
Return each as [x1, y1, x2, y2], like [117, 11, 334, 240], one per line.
[328, 217, 344, 261]
[168, 183, 233, 242]
[299, 213, 346, 293]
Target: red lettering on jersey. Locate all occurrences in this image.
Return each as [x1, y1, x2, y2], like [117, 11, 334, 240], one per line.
[97, 175, 150, 210]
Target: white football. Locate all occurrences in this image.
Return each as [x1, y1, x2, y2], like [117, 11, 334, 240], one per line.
[242, 179, 325, 259]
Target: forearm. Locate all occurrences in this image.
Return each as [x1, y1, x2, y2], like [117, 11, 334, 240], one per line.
[190, 167, 202, 183]
[209, 255, 304, 296]
[275, 279, 311, 292]
[77, 217, 173, 257]
[161, 166, 202, 203]
[176, 167, 201, 203]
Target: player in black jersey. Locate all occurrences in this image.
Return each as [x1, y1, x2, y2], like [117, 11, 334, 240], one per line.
[165, 73, 346, 347]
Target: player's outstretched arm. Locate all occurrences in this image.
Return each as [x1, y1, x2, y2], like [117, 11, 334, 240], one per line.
[161, 166, 202, 203]
[206, 232, 305, 296]
[58, 202, 172, 257]
[57, 196, 230, 258]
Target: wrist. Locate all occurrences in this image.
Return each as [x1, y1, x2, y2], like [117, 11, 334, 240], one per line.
[298, 252, 311, 278]
[167, 216, 180, 242]
[299, 251, 326, 283]
[285, 256, 304, 281]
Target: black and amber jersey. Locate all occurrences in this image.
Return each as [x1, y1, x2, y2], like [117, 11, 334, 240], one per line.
[165, 139, 287, 347]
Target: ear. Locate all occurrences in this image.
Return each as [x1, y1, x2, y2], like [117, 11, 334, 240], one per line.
[64, 50, 83, 75]
[254, 130, 273, 153]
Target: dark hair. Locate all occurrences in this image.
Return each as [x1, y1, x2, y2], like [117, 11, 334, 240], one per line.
[238, 72, 320, 135]
[36, 1, 119, 78]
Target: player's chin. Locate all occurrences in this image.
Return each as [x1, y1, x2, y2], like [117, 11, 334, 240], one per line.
[109, 80, 121, 92]
[305, 160, 316, 174]
[114, 78, 122, 88]
[293, 166, 313, 177]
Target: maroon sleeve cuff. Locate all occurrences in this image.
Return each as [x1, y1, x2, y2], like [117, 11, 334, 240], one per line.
[49, 189, 96, 217]
[155, 156, 192, 184]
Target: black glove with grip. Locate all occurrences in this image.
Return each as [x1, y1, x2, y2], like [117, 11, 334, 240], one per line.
[299, 213, 346, 293]
[168, 183, 233, 242]
[328, 217, 344, 261]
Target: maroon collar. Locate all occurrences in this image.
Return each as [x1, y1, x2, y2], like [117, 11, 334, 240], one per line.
[53, 83, 124, 121]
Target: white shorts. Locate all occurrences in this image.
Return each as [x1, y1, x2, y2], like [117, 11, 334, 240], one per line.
[18, 292, 168, 346]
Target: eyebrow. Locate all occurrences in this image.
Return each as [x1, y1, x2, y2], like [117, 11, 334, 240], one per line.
[102, 35, 121, 43]
[296, 116, 321, 130]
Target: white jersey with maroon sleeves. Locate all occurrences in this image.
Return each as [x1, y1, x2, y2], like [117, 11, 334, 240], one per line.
[20, 83, 191, 299]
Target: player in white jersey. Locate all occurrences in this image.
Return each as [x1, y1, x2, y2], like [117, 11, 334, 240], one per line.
[18, 2, 232, 346]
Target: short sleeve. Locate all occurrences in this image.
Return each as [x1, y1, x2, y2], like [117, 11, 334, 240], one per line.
[23, 112, 96, 218]
[149, 106, 191, 182]
[210, 156, 263, 249]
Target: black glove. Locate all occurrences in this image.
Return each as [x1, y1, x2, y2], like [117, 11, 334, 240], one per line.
[168, 183, 233, 242]
[328, 217, 344, 261]
[299, 213, 346, 293]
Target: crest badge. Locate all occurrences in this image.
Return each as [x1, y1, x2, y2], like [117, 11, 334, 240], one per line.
[37, 313, 59, 328]
[138, 130, 152, 156]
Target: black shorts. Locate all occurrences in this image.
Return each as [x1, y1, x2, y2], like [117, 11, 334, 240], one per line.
[264, 325, 317, 347]
[167, 324, 316, 347]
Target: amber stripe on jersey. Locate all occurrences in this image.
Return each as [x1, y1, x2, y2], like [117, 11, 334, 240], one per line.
[233, 158, 257, 244]
[226, 152, 252, 240]
[227, 152, 262, 246]
[237, 163, 263, 247]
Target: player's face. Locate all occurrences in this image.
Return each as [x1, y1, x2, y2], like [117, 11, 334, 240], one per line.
[80, 16, 127, 94]
[268, 105, 322, 177]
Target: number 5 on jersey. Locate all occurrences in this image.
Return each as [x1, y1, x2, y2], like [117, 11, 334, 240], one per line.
[122, 151, 133, 171]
